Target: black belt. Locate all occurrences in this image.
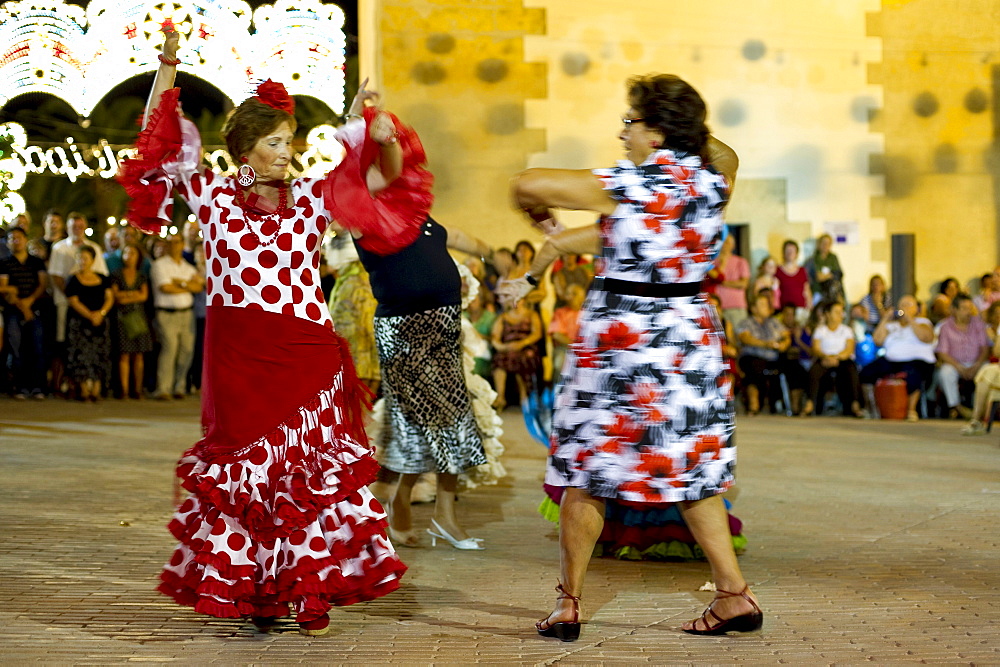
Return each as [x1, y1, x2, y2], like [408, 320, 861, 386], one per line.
[156, 307, 193, 313]
[595, 277, 702, 298]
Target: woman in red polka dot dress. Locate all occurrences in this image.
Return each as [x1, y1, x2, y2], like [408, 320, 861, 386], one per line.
[119, 31, 406, 636]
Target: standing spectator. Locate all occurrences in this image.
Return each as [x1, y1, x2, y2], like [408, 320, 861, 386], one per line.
[804, 301, 863, 417]
[775, 239, 811, 321]
[490, 296, 543, 410]
[182, 219, 207, 394]
[463, 257, 497, 381]
[706, 291, 739, 381]
[860, 295, 936, 422]
[40, 209, 66, 258]
[0, 226, 48, 399]
[858, 274, 891, 334]
[103, 227, 123, 274]
[935, 294, 990, 420]
[64, 246, 113, 401]
[111, 244, 152, 399]
[150, 234, 203, 400]
[929, 277, 960, 325]
[712, 233, 750, 327]
[48, 212, 108, 395]
[751, 255, 781, 310]
[804, 233, 844, 304]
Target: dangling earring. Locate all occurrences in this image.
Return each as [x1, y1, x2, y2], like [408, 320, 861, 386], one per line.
[237, 157, 256, 187]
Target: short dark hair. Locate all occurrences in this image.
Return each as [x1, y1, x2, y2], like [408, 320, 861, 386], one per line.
[782, 239, 799, 254]
[951, 293, 972, 310]
[77, 245, 96, 260]
[7, 226, 28, 239]
[627, 74, 709, 157]
[222, 98, 297, 161]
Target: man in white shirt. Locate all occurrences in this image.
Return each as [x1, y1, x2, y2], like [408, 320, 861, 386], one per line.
[151, 234, 204, 400]
[48, 212, 108, 345]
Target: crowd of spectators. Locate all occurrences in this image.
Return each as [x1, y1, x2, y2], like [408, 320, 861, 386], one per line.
[5, 216, 1000, 435]
[0, 210, 206, 401]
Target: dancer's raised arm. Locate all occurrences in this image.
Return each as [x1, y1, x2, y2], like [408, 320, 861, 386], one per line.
[143, 30, 180, 130]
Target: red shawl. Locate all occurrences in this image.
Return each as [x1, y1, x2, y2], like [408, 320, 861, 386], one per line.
[322, 107, 434, 255]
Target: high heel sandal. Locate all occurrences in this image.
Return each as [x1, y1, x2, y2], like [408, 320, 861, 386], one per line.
[427, 518, 484, 550]
[683, 585, 763, 635]
[536, 583, 581, 642]
[385, 506, 421, 548]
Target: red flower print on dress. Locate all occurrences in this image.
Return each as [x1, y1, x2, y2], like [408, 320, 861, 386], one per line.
[630, 382, 668, 423]
[644, 191, 685, 220]
[677, 227, 701, 252]
[636, 451, 674, 478]
[643, 215, 662, 234]
[598, 438, 626, 455]
[685, 434, 722, 470]
[603, 413, 643, 445]
[599, 320, 641, 350]
[574, 345, 601, 369]
[620, 479, 665, 502]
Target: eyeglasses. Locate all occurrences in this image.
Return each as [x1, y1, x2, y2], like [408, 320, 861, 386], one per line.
[621, 116, 645, 127]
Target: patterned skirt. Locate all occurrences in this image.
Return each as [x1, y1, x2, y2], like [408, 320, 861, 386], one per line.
[374, 305, 487, 475]
[547, 290, 735, 503]
[66, 316, 111, 384]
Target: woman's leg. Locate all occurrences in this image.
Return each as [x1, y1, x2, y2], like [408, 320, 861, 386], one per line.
[679, 495, 760, 630]
[539, 488, 606, 626]
[805, 362, 827, 415]
[837, 362, 863, 415]
[118, 355, 130, 398]
[132, 354, 144, 398]
[432, 473, 476, 541]
[492, 368, 507, 409]
[389, 473, 421, 546]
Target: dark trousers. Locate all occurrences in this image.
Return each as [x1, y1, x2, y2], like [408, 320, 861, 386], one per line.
[3, 310, 46, 394]
[807, 360, 861, 414]
[859, 357, 934, 395]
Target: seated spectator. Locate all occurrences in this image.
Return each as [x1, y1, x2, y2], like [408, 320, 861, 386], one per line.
[983, 300, 1000, 342]
[973, 272, 999, 315]
[0, 226, 48, 399]
[736, 292, 792, 415]
[804, 301, 863, 417]
[490, 297, 542, 410]
[961, 313, 1000, 435]
[935, 294, 990, 420]
[858, 274, 892, 334]
[929, 277, 960, 324]
[65, 246, 113, 401]
[751, 255, 781, 311]
[111, 244, 153, 399]
[860, 295, 936, 421]
[549, 283, 586, 383]
[712, 234, 750, 327]
[706, 292, 739, 380]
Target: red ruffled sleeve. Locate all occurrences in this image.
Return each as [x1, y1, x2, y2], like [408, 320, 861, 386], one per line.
[321, 107, 434, 256]
[117, 88, 203, 235]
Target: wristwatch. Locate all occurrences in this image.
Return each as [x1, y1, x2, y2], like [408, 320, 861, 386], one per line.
[524, 273, 538, 287]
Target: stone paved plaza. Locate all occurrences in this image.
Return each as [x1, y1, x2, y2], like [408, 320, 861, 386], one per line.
[1, 397, 998, 665]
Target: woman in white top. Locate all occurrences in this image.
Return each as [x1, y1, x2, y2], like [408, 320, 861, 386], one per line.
[803, 301, 863, 417]
[859, 295, 936, 421]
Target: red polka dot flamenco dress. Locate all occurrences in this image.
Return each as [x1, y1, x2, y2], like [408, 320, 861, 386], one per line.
[119, 88, 406, 626]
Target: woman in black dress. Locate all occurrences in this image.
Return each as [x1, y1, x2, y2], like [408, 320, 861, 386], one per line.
[111, 243, 153, 399]
[65, 246, 113, 401]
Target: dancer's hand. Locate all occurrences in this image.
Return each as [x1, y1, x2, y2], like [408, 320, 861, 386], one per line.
[370, 112, 398, 145]
[349, 77, 381, 116]
[495, 276, 533, 309]
[161, 28, 180, 60]
[523, 205, 564, 236]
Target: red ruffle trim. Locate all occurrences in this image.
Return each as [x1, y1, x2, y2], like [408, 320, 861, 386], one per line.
[117, 87, 184, 235]
[174, 380, 380, 542]
[159, 516, 406, 618]
[322, 107, 434, 256]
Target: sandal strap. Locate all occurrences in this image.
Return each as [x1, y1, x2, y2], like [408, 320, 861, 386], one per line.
[555, 583, 581, 624]
[714, 585, 762, 616]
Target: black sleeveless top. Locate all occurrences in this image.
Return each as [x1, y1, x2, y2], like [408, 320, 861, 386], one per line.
[354, 217, 461, 317]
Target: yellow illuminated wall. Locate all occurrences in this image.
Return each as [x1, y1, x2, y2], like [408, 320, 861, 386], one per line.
[370, 0, 1000, 303]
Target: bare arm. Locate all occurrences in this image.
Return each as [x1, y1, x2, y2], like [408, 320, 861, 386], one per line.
[445, 225, 493, 261]
[527, 224, 602, 281]
[512, 169, 617, 219]
[912, 320, 934, 343]
[143, 30, 180, 130]
[705, 136, 739, 188]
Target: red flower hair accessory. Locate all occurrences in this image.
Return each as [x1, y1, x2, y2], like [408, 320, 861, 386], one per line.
[254, 79, 295, 115]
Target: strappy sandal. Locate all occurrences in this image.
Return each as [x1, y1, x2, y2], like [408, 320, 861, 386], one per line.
[536, 583, 581, 642]
[683, 585, 763, 635]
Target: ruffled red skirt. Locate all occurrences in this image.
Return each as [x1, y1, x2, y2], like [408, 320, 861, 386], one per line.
[158, 306, 406, 621]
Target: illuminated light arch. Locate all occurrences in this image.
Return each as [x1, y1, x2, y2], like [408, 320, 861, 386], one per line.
[0, 0, 346, 119]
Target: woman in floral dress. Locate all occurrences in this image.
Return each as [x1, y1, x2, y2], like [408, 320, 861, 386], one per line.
[119, 31, 405, 636]
[507, 74, 761, 640]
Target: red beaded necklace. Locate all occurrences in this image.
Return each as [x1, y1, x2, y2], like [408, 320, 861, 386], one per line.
[234, 182, 290, 247]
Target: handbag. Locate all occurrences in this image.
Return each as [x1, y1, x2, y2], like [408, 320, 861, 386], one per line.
[121, 309, 149, 339]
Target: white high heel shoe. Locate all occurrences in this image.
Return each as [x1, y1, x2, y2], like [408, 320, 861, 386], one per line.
[427, 518, 484, 550]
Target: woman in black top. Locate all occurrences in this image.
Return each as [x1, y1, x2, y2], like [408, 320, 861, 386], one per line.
[65, 246, 113, 401]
